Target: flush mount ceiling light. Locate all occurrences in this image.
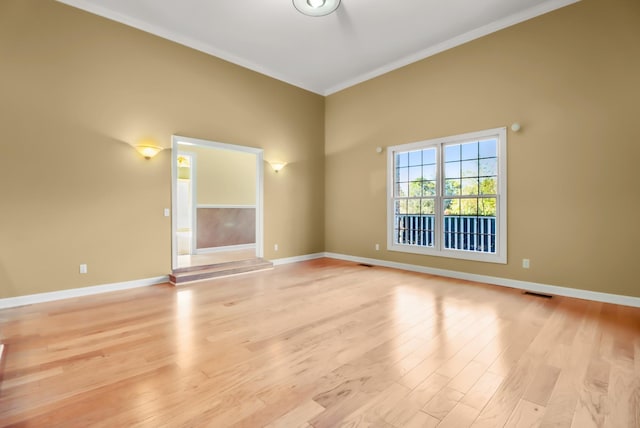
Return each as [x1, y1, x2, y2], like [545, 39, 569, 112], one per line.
[293, 0, 341, 17]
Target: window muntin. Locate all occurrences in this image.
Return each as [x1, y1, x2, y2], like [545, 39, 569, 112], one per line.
[387, 128, 507, 263]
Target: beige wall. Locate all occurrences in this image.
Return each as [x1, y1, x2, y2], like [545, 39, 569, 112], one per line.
[2, 0, 638, 301]
[181, 145, 256, 206]
[325, 0, 640, 297]
[0, 0, 325, 298]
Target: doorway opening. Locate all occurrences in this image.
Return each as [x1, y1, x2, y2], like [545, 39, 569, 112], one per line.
[171, 135, 264, 270]
[175, 152, 195, 260]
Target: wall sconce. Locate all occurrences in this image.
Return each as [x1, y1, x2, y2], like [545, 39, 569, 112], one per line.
[136, 143, 163, 159]
[510, 123, 522, 132]
[269, 162, 287, 173]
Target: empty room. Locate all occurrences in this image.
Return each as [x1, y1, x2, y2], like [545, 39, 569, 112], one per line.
[1, 0, 638, 426]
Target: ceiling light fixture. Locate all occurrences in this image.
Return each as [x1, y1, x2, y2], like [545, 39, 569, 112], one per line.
[293, 0, 341, 17]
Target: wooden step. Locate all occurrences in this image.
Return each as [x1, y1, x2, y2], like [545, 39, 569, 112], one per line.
[169, 258, 273, 285]
[171, 257, 270, 274]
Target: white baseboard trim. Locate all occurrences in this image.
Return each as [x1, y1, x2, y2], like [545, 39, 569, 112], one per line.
[195, 243, 256, 254]
[5, 252, 638, 310]
[324, 252, 640, 308]
[271, 253, 325, 266]
[0, 276, 169, 309]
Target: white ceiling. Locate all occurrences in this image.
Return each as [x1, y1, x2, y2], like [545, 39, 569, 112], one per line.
[57, 0, 579, 95]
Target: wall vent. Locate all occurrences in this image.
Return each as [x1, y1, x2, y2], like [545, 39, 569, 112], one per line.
[523, 291, 553, 299]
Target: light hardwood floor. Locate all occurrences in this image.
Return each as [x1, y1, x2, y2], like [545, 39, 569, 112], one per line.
[1, 258, 639, 427]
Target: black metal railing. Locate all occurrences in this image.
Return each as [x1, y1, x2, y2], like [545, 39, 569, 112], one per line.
[395, 215, 496, 253]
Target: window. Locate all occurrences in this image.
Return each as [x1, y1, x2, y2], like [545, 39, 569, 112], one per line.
[387, 127, 507, 263]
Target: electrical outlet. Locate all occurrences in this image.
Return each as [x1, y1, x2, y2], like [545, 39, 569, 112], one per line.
[522, 259, 530, 269]
[375, 243, 380, 251]
[164, 208, 170, 217]
[274, 244, 278, 251]
[79, 264, 88, 274]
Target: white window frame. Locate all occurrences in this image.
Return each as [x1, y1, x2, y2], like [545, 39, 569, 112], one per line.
[386, 127, 507, 264]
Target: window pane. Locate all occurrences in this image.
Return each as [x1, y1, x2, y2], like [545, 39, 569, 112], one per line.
[409, 166, 422, 181]
[422, 180, 436, 196]
[478, 197, 497, 216]
[445, 144, 460, 162]
[479, 139, 497, 158]
[396, 199, 408, 214]
[422, 148, 436, 165]
[408, 181, 422, 197]
[460, 198, 478, 215]
[461, 160, 478, 178]
[396, 167, 408, 182]
[408, 179, 436, 197]
[479, 158, 497, 176]
[422, 164, 436, 180]
[445, 179, 460, 196]
[409, 150, 422, 166]
[396, 182, 408, 197]
[480, 177, 497, 195]
[408, 200, 421, 214]
[444, 198, 460, 215]
[396, 152, 409, 167]
[394, 228, 404, 244]
[461, 142, 478, 160]
[443, 214, 496, 253]
[445, 161, 460, 179]
[421, 199, 435, 215]
[461, 178, 479, 195]
[396, 213, 435, 247]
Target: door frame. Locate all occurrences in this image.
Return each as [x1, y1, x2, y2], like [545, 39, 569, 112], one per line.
[171, 135, 264, 270]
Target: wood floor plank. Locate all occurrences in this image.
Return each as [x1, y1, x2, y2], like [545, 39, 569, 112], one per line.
[448, 360, 489, 395]
[570, 389, 608, 428]
[460, 370, 504, 411]
[437, 402, 480, 428]
[383, 372, 450, 426]
[338, 381, 410, 427]
[504, 399, 546, 428]
[1, 258, 639, 427]
[264, 400, 325, 428]
[422, 386, 464, 419]
[522, 364, 561, 406]
[402, 410, 440, 428]
[603, 366, 640, 428]
[540, 300, 603, 428]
